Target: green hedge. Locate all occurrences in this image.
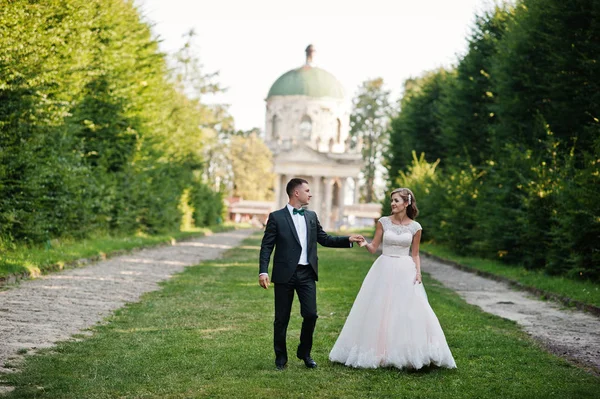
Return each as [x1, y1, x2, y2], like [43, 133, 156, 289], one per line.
[386, 0, 600, 281]
[0, 0, 225, 247]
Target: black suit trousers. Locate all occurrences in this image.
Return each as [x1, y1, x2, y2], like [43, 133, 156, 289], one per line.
[273, 264, 318, 363]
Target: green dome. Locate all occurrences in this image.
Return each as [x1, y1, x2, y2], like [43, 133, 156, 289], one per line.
[267, 65, 345, 99]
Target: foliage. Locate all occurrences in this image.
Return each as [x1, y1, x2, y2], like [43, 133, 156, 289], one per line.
[229, 132, 275, 201]
[548, 137, 600, 279]
[383, 151, 439, 216]
[0, 0, 227, 246]
[190, 180, 224, 227]
[386, 69, 452, 188]
[171, 30, 235, 194]
[438, 5, 513, 166]
[349, 78, 393, 202]
[384, 0, 600, 281]
[490, 0, 600, 161]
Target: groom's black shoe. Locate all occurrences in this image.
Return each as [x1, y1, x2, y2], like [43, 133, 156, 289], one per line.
[275, 362, 287, 371]
[297, 354, 317, 369]
[275, 356, 288, 371]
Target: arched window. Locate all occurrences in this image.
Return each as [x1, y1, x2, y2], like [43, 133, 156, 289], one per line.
[336, 118, 342, 143]
[272, 115, 279, 140]
[299, 115, 312, 139]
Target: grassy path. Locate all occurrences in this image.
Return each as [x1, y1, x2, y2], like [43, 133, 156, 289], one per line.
[2, 233, 598, 398]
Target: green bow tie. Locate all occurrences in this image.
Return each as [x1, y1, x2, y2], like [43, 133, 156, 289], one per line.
[293, 208, 305, 216]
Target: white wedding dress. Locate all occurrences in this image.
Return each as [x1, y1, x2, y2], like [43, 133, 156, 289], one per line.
[329, 217, 456, 369]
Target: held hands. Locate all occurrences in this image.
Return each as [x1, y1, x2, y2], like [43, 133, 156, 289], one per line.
[349, 234, 368, 248]
[259, 274, 270, 289]
[349, 234, 366, 246]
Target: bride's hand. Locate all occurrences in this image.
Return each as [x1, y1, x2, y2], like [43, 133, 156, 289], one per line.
[349, 234, 364, 243]
[414, 272, 422, 284]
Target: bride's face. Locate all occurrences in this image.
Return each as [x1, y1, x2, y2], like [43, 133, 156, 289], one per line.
[390, 193, 406, 213]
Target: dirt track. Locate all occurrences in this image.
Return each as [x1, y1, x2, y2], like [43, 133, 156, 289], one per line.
[422, 254, 600, 373]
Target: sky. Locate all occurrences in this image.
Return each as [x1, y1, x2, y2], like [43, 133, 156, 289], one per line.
[136, 0, 496, 132]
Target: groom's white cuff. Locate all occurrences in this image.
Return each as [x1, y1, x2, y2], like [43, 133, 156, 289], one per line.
[259, 273, 268, 277]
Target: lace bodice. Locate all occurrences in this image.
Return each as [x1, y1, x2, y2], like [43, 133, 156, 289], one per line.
[379, 216, 422, 257]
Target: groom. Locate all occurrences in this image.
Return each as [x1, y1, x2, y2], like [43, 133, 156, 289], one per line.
[259, 178, 363, 370]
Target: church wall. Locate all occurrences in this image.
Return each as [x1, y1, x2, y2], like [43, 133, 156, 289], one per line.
[265, 96, 350, 154]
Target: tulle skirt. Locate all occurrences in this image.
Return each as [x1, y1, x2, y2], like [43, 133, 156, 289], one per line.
[329, 254, 456, 369]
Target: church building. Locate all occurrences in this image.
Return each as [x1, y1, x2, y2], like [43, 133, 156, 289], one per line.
[265, 45, 364, 230]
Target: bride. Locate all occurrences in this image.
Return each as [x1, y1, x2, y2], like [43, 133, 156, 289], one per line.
[329, 188, 456, 370]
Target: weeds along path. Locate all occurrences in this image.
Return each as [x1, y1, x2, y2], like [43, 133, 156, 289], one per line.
[422, 255, 600, 373]
[0, 229, 257, 374]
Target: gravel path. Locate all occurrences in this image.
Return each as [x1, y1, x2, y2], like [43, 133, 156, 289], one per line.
[0, 229, 256, 378]
[422, 254, 600, 373]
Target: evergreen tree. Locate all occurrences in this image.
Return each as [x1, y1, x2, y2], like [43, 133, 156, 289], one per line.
[0, 0, 229, 245]
[439, 5, 513, 166]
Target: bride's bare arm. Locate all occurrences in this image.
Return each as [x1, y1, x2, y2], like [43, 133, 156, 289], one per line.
[365, 221, 384, 254]
[412, 230, 422, 283]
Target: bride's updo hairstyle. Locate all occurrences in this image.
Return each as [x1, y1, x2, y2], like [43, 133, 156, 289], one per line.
[390, 188, 419, 219]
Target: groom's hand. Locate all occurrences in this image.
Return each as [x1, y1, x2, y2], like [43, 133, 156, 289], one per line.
[349, 234, 365, 243]
[259, 274, 270, 289]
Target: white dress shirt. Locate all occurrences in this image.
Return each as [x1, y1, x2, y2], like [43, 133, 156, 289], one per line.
[287, 204, 309, 265]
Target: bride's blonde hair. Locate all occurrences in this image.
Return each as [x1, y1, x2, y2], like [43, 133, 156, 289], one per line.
[390, 188, 419, 219]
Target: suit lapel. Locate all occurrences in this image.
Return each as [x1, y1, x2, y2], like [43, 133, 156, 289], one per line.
[282, 207, 301, 246]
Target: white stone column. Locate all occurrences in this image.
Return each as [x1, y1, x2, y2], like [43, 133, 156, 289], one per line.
[311, 176, 322, 215]
[324, 177, 334, 230]
[338, 178, 346, 228]
[354, 177, 360, 204]
[273, 173, 281, 208]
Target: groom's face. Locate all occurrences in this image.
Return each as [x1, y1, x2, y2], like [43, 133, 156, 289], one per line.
[296, 183, 312, 206]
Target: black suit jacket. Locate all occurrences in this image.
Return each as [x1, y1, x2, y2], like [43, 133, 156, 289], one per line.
[259, 207, 351, 284]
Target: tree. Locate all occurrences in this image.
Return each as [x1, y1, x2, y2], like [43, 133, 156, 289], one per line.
[349, 78, 393, 203]
[383, 0, 600, 281]
[487, 0, 600, 273]
[229, 132, 274, 201]
[489, 0, 600, 160]
[0, 0, 229, 243]
[386, 69, 451, 187]
[438, 5, 513, 166]
[169, 30, 234, 193]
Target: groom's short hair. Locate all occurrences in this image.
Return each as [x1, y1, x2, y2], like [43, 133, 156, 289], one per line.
[286, 178, 309, 197]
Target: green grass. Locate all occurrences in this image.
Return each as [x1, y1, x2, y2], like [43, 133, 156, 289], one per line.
[0, 223, 244, 282]
[1, 232, 598, 398]
[421, 243, 600, 309]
